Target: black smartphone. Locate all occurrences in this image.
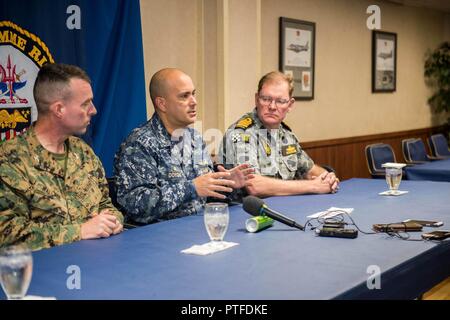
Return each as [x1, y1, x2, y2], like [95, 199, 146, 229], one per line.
[403, 219, 444, 227]
[421, 230, 450, 240]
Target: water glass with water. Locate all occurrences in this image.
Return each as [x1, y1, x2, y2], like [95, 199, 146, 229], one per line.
[0, 245, 33, 300]
[385, 167, 402, 195]
[204, 203, 229, 245]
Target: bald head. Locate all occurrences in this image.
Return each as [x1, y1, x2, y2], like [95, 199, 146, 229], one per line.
[148, 68, 197, 132]
[149, 68, 189, 108]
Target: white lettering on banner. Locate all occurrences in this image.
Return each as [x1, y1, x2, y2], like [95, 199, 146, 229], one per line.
[66, 265, 81, 290]
[66, 5, 82, 30]
[366, 5, 381, 30]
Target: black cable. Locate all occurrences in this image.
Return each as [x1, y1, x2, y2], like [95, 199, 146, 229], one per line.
[371, 222, 425, 241]
[304, 209, 431, 241]
[320, 209, 377, 235]
[337, 211, 377, 235]
[304, 218, 321, 231]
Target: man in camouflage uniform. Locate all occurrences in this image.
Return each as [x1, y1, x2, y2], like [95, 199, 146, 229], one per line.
[0, 63, 123, 251]
[114, 68, 253, 225]
[219, 71, 339, 198]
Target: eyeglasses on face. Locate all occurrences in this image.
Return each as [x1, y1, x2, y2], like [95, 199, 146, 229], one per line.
[258, 95, 291, 107]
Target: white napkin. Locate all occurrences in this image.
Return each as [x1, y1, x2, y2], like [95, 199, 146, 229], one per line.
[307, 207, 354, 219]
[379, 190, 409, 196]
[181, 241, 239, 256]
[22, 295, 56, 300]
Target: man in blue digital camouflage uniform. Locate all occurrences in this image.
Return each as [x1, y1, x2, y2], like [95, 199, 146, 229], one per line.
[218, 71, 339, 198]
[114, 68, 253, 224]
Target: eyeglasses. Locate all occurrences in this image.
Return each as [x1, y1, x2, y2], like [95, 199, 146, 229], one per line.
[258, 95, 291, 107]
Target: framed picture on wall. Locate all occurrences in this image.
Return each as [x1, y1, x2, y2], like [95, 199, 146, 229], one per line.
[372, 31, 397, 92]
[279, 17, 315, 100]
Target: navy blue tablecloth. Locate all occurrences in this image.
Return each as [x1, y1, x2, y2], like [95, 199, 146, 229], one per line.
[4, 178, 449, 300]
[405, 158, 450, 182]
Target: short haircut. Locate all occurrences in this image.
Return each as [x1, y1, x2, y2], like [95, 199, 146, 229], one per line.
[257, 71, 294, 98]
[33, 63, 91, 115]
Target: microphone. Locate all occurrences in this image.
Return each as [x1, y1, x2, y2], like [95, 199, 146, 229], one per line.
[242, 196, 304, 231]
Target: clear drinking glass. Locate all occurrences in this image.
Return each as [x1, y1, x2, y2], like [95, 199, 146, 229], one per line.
[204, 203, 229, 246]
[0, 245, 33, 300]
[385, 167, 402, 195]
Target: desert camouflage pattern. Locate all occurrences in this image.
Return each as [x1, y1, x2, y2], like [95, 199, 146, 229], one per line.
[0, 125, 123, 251]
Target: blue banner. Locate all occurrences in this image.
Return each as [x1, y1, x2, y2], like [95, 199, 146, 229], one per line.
[0, 0, 147, 176]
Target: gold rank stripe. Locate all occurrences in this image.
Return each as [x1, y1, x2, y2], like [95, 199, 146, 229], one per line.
[235, 117, 254, 129]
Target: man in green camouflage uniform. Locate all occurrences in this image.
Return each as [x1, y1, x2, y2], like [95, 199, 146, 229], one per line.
[219, 71, 339, 198]
[0, 63, 123, 251]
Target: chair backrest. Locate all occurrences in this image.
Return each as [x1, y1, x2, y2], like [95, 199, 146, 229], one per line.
[365, 143, 396, 177]
[402, 138, 429, 163]
[428, 134, 450, 158]
[402, 138, 415, 163]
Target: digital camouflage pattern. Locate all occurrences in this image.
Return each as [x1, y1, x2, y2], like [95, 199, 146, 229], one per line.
[0, 125, 123, 251]
[219, 108, 314, 179]
[114, 113, 212, 224]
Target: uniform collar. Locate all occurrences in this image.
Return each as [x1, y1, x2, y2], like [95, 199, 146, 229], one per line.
[251, 108, 265, 129]
[150, 113, 196, 149]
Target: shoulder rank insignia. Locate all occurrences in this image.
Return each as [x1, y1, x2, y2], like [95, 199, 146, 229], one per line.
[263, 141, 271, 156]
[281, 121, 292, 132]
[235, 117, 254, 130]
[282, 144, 297, 156]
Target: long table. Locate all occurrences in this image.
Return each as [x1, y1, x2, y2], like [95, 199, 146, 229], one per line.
[4, 178, 450, 300]
[404, 158, 450, 182]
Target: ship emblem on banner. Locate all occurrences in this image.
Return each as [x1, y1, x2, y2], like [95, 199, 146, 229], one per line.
[0, 20, 54, 141]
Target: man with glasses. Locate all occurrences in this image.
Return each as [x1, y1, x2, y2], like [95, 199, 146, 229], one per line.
[219, 71, 339, 198]
[0, 63, 123, 250]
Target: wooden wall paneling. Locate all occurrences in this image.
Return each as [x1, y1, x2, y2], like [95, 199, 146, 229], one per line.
[300, 126, 447, 180]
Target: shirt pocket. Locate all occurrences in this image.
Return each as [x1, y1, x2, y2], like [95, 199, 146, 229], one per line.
[30, 184, 67, 221]
[259, 157, 277, 176]
[69, 171, 102, 214]
[281, 154, 298, 172]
